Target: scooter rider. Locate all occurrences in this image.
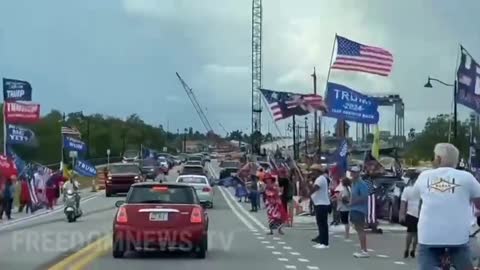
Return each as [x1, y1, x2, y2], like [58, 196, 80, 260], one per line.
[63, 172, 81, 209]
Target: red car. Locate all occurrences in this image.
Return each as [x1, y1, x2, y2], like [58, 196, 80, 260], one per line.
[112, 183, 209, 258]
[106, 163, 144, 197]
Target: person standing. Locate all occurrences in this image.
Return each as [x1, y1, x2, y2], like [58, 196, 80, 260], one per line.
[18, 177, 32, 214]
[249, 175, 259, 212]
[264, 174, 286, 235]
[349, 166, 370, 258]
[278, 168, 293, 226]
[411, 143, 480, 270]
[399, 176, 420, 258]
[309, 164, 331, 249]
[364, 175, 381, 233]
[1, 177, 15, 220]
[337, 177, 352, 240]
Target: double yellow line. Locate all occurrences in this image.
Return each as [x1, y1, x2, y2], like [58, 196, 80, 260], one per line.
[48, 234, 113, 270]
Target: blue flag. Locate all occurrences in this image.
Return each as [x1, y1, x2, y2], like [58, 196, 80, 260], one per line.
[457, 46, 480, 113]
[63, 136, 87, 153]
[7, 124, 37, 146]
[74, 159, 97, 177]
[325, 82, 379, 124]
[6, 145, 26, 174]
[3, 78, 33, 101]
[335, 139, 348, 176]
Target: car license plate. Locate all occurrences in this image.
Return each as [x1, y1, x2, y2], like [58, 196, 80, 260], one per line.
[149, 212, 168, 221]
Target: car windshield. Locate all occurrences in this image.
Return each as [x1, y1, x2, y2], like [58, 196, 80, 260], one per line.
[189, 156, 202, 161]
[124, 150, 138, 158]
[177, 176, 207, 184]
[142, 159, 158, 167]
[186, 161, 201, 166]
[127, 185, 197, 204]
[110, 165, 139, 174]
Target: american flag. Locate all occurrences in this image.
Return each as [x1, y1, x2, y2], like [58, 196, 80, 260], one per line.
[260, 89, 327, 121]
[331, 35, 394, 77]
[61, 126, 81, 136]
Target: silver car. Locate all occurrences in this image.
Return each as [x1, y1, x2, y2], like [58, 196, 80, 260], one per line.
[176, 175, 214, 208]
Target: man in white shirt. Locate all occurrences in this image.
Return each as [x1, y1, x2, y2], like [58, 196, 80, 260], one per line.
[309, 164, 331, 249]
[399, 175, 420, 259]
[411, 143, 480, 270]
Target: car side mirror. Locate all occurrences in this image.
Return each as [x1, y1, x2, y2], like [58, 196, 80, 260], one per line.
[115, 200, 125, 208]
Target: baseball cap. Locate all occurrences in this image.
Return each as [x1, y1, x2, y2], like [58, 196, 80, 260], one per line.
[349, 166, 361, 173]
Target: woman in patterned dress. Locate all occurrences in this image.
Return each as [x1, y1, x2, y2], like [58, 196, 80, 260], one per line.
[264, 174, 287, 235]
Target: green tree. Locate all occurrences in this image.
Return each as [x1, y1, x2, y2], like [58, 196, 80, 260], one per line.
[405, 114, 470, 161]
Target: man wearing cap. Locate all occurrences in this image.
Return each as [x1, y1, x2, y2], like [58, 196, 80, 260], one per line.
[349, 166, 370, 258]
[309, 164, 331, 249]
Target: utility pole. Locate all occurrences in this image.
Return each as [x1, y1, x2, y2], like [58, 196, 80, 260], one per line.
[304, 117, 308, 156]
[312, 67, 318, 146]
[292, 115, 297, 161]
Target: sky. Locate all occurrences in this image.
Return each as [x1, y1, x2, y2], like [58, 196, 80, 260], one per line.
[0, 0, 478, 138]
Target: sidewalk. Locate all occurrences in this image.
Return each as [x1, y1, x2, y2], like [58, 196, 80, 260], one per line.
[0, 187, 99, 226]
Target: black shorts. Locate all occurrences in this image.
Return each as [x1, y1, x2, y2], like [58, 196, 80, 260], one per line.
[340, 211, 349, 225]
[405, 214, 418, 233]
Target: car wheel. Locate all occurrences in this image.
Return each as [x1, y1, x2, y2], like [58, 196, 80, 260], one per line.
[112, 239, 126, 258]
[194, 236, 207, 259]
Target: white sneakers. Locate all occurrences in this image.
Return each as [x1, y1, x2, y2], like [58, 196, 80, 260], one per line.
[353, 250, 370, 258]
[313, 244, 329, 249]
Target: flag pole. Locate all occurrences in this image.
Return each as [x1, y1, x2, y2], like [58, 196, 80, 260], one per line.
[3, 102, 6, 155]
[60, 113, 65, 170]
[316, 33, 337, 162]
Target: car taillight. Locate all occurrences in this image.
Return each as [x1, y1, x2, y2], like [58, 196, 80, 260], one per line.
[116, 207, 128, 223]
[190, 207, 203, 223]
[202, 187, 211, 192]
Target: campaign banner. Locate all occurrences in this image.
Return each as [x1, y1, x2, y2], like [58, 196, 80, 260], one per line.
[324, 82, 379, 124]
[7, 124, 37, 146]
[3, 78, 33, 101]
[457, 47, 480, 113]
[63, 136, 87, 153]
[4, 102, 40, 124]
[74, 159, 97, 177]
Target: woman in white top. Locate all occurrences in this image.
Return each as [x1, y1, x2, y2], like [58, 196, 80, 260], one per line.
[336, 177, 352, 239]
[399, 177, 420, 259]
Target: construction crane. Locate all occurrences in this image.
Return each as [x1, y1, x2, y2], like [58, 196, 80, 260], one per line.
[175, 72, 214, 134]
[251, 0, 263, 154]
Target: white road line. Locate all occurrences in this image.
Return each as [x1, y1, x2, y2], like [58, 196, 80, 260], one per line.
[298, 258, 309, 262]
[272, 251, 282, 255]
[257, 236, 265, 240]
[376, 254, 390, 258]
[283, 246, 292, 250]
[307, 266, 319, 270]
[253, 232, 261, 236]
[266, 246, 276, 249]
[278, 258, 289, 262]
[290, 252, 301, 256]
[393, 261, 406, 265]
[278, 241, 286, 245]
[218, 185, 258, 232]
[285, 266, 297, 269]
[367, 248, 375, 252]
[273, 237, 281, 240]
[333, 235, 341, 238]
[261, 241, 270, 244]
[221, 186, 269, 231]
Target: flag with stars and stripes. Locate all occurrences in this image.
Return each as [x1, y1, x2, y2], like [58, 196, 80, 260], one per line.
[331, 35, 394, 77]
[61, 126, 81, 137]
[260, 89, 327, 121]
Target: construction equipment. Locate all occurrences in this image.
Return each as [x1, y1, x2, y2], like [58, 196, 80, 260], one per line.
[176, 72, 214, 134]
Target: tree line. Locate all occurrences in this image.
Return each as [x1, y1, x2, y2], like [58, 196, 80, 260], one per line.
[0, 104, 208, 165]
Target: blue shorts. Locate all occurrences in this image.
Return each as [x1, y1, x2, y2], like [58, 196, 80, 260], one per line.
[350, 211, 365, 226]
[417, 244, 472, 270]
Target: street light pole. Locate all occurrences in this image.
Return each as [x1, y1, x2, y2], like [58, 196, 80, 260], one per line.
[424, 76, 457, 141]
[183, 128, 188, 153]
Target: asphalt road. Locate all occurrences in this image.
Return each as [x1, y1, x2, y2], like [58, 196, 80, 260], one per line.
[0, 161, 417, 270]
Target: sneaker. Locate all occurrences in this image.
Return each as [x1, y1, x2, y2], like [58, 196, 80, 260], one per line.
[353, 251, 370, 258]
[313, 244, 329, 249]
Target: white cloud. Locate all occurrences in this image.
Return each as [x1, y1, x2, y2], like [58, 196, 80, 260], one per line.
[203, 64, 249, 77]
